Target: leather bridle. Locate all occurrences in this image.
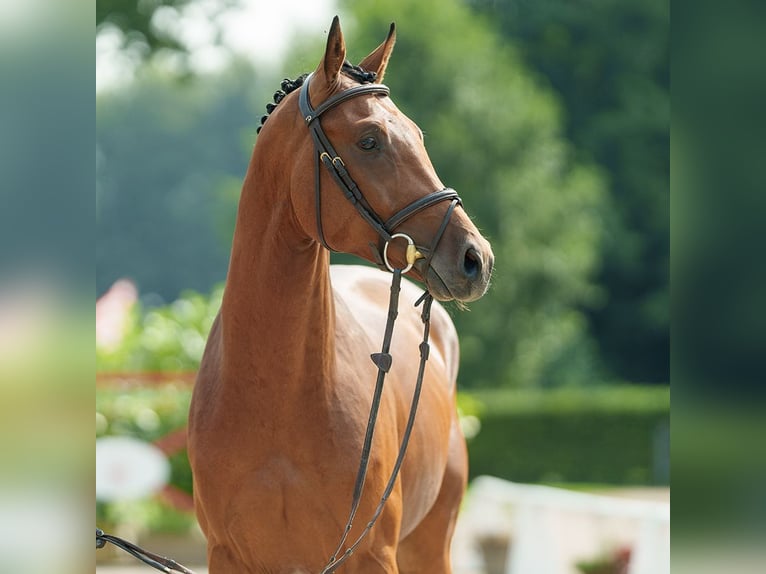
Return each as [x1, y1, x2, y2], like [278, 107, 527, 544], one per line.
[298, 72, 462, 275]
[299, 72, 461, 573]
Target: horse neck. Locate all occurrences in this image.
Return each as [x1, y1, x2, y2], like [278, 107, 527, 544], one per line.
[220, 151, 335, 399]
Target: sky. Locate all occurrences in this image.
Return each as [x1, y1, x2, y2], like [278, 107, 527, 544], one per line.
[97, 0, 335, 92]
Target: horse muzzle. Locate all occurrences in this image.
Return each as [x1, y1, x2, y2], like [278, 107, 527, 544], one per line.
[419, 236, 493, 303]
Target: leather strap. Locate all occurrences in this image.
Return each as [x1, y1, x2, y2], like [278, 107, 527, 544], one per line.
[303, 82, 390, 125]
[321, 279, 435, 574]
[298, 73, 461, 262]
[96, 529, 196, 574]
[300, 74, 393, 250]
[384, 188, 461, 231]
[422, 198, 460, 272]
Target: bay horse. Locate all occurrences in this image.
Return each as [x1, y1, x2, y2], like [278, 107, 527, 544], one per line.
[188, 17, 493, 574]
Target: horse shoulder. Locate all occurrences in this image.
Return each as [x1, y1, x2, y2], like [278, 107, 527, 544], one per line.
[329, 264, 460, 387]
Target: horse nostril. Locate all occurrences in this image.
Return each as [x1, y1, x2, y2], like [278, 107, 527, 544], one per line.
[463, 247, 482, 280]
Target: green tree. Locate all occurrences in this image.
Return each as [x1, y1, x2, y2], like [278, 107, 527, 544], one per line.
[97, 0, 238, 57]
[469, 0, 670, 383]
[96, 61, 269, 300]
[339, 0, 608, 387]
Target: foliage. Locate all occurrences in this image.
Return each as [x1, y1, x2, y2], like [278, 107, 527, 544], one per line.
[96, 384, 193, 439]
[466, 385, 669, 484]
[468, 384, 669, 415]
[97, 285, 223, 372]
[98, 497, 195, 535]
[97, 0, 238, 58]
[468, 0, 670, 384]
[339, 0, 607, 388]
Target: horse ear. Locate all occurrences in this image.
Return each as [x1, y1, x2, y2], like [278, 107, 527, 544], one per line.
[358, 22, 396, 82]
[316, 16, 346, 90]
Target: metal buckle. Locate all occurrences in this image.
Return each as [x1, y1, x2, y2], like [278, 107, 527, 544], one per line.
[382, 233, 424, 273]
[319, 153, 346, 172]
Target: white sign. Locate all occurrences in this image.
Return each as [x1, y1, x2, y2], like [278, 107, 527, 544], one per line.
[96, 436, 170, 501]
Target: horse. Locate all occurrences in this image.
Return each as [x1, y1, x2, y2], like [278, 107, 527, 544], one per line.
[188, 16, 494, 573]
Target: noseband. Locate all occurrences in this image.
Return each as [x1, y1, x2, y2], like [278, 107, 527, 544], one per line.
[299, 73, 462, 573]
[298, 72, 461, 274]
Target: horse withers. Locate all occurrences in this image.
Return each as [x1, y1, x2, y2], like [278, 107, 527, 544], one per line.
[188, 16, 493, 574]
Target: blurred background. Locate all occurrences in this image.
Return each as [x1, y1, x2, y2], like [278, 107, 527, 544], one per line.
[95, 0, 669, 572]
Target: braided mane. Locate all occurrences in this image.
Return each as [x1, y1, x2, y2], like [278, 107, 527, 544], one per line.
[256, 62, 378, 134]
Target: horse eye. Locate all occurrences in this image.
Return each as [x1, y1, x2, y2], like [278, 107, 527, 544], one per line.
[358, 136, 377, 151]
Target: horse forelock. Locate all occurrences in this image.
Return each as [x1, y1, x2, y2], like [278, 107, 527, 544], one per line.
[256, 61, 378, 134]
[340, 60, 377, 84]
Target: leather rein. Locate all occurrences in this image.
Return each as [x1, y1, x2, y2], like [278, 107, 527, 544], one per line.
[299, 72, 462, 573]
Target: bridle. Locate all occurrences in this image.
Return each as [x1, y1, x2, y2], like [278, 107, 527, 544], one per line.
[299, 72, 461, 573]
[298, 72, 462, 275]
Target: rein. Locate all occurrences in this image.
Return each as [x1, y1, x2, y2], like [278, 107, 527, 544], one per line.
[299, 72, 461, 573]
[96, 528, 195, 573]
[320, 272, 434, 574]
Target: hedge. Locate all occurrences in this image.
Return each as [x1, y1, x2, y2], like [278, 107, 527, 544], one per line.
[464, 386, 670, 485]
[96, 383, 668, 532]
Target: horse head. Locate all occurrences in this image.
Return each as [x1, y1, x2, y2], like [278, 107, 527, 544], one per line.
[259, 16, 493, 303]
